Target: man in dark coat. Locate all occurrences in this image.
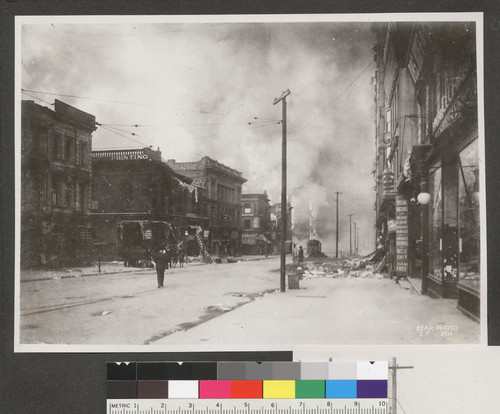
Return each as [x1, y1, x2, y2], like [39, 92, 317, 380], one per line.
[298, 246, 304, 263]
[152, 247, 169, 288]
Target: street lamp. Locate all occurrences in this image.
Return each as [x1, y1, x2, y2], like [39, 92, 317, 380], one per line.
[417, 182, 431, 205]
[412, 144, 432, 293]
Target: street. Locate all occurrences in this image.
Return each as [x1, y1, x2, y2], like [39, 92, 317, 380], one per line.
[19, 258, 480, 346]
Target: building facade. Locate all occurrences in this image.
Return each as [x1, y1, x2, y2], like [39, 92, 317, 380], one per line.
[372, 22, 480, 320]
[21, 100, 96, 268]
[270, 202, 293, 255]
[167, 157, 246, 256]
[241, 193, 271, 255]
[91, 148, 208, 264]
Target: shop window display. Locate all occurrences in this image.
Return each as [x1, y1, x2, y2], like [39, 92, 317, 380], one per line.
[458, 139, 480, 280]
[442, 159, 459, 282]
[429, 166, 442, 279]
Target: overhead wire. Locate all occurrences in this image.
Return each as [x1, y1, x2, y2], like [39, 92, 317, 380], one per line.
[97, 123, 160, 142]
[21, 89, 54, 107]
[98, 124, 150, 148]
[20, 88, 280, 122]
[94, 114, 278, 151]
[287, 60, 375, 142]
[288, 125, 372, 144]
[98, 119, 279, 128]
[191, 121, 278, 141]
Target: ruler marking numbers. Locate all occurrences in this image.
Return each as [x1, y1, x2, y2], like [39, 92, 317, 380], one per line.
[108, 400, 387, 414]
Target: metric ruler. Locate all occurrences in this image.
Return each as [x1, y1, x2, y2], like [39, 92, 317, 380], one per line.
[107, 399, 388, 414]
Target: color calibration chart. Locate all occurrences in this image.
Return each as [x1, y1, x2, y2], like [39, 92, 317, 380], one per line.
[107, 362, 388, 414]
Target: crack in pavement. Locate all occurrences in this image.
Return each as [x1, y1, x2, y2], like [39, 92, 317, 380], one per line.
[143, 288, 278, 344]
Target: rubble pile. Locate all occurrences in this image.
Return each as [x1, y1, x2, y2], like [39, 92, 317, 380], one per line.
[296, 260, 386, 280]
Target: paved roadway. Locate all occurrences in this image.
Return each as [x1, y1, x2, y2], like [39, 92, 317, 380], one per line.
[19, 258, 480, 346]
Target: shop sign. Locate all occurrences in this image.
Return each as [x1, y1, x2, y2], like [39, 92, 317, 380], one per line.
[242, 233, 257, 245]
[387, 219, 397, 233]
[395, 195, 409, 276]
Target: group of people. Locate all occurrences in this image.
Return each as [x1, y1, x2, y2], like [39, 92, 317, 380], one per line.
[151, 246, 185, 288]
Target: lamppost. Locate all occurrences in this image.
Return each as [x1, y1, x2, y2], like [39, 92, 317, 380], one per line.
[412, 144, 432, 294]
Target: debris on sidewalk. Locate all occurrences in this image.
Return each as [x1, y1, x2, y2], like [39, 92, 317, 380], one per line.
[206, 304, 232, 313]
[281, 254, 389, 281]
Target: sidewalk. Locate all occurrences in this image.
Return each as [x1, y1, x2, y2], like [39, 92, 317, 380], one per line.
[19, 262, 151, 283]
[157, 273, 480, 345]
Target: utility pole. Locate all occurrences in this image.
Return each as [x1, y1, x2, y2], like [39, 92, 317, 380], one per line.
[347, 213, 355, 256]
[334, 191, 342, 258]
[353, 222, 357, 255]
[274, 89, 290, 293]
[356, 225, 359, 254]
[389, 357, 414, 414]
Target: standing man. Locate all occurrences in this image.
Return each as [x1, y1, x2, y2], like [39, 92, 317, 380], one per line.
[298, 245, 304, 263]
[152, 247, 168, 288]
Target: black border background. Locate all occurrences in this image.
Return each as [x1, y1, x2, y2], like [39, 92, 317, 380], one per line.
[2, 1, 500, 413]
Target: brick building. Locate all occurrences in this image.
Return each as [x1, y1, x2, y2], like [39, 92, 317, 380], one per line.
[20, 100, 96, 267]
[241, 192, 271, 255]
[372, 22, 480, 319]
[167, 157, 246, 256]
[91, 148, 208, 264]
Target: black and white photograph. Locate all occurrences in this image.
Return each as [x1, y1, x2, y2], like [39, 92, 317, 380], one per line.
[15, 13, 486, 351]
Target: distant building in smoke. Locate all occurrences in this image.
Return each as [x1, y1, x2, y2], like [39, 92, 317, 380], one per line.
[308, 201, 319, 240]
[241, 192, 271, 255]
[167, 157, 246, 256]
[270, 202, 293, 255]
[372, 22, 479, 320]
[20, 99, 97, 268]
[307, 201, 322, 256]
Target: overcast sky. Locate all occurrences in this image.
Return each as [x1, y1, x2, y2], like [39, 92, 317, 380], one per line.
[20, 17, 377, 254]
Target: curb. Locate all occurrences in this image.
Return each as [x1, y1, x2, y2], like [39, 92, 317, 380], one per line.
[21, 268, 152, 283]
[405, 277, 423, 295]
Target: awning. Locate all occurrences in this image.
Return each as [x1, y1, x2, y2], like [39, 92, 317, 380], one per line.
[258, 234, 272, 244]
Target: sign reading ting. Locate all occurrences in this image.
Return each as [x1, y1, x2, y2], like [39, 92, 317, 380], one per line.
[395, 195, 409, 276]
[93, 149, 150, 161]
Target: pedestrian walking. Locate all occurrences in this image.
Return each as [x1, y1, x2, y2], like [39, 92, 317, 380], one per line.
[171, 248, 178, 268]
[178, 250, 185, 268]
[165, 245, 173, 269]
[298, 246, 304, 263]
[151, 247, 169, 288]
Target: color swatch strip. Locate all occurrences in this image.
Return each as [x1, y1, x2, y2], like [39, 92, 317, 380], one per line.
[108, 361, 388, 381]
[107, 380, 387, 399]
[107, 362, 388, 399]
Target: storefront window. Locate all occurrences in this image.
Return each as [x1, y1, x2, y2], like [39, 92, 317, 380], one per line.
[429, 166, 442, 279]
[458, 139, 480, 280]
[442, 159, 459, 282]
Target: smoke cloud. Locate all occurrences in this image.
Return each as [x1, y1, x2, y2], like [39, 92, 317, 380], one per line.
[21, 18, 376, 255]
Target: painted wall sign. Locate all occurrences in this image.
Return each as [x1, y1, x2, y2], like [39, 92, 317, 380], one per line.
[395, 195, 409, 276]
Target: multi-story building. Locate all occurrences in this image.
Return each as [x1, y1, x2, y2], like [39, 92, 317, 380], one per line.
[21, 100, 97, 267]
[270, 202, 293, 255]
[167, 157, 246, 256]
[372, 22, 479, 320]
[241, 192, 271, 255]
[91, 147, 207, 263]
